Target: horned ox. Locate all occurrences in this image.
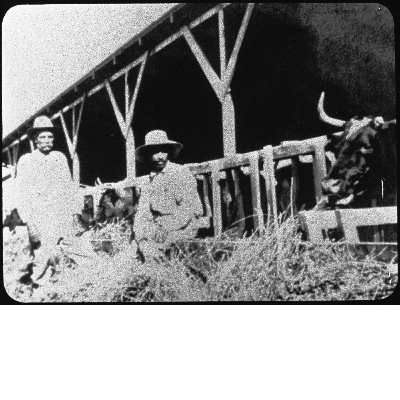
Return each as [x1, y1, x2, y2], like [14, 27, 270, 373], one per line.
[318, 92, 397, 209]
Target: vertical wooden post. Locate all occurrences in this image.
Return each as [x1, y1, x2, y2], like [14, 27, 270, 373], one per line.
[249, 151, 263, 230]
[58, 97, 85, 184]
[219, 7, 236, 156]
[202, 174, 212, 220]
[312, 138, 327, 203]
[222, 94, 236, 156]
[371, 198, 381, 242]
[263, 145, 277, 226]
[182, 6, 254, 236]
[126, 128, 136, 181]
[6, 148, 12, 165]
[290, 157, 300, 215]
[72, 95, 85, 184]
[105, 52, 147, 183]
[184, 4, 253, 157]
[230, 168, 245, 237]
[211, 161, 223, 235]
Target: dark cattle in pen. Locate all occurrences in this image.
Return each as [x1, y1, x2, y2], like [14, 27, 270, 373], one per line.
[76, 186, 139, 255]
[318, 92, 397, 209]
[92, 187, 138, 228]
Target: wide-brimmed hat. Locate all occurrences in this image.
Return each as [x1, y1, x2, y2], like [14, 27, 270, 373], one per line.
[27, 115, 61, 138]
[136, 130, 183, 163]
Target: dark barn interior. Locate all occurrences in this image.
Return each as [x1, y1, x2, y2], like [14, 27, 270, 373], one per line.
[57, 3, 394, 187]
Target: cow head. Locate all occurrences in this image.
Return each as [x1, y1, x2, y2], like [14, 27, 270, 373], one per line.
[318, 92, 396, 207]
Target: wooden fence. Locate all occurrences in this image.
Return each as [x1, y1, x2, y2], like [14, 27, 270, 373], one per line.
[186, 135, 328, 235]
[78, 135, 328, 235]
[299, 207, 397, 243]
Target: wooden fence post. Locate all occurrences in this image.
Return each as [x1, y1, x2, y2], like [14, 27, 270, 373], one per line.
[249, 151, 264, 231]
[262, 145, 277, 226]
[211, 161, 223, 236]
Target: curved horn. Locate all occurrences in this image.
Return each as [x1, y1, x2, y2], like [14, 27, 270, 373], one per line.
[318, 92, 346, 127]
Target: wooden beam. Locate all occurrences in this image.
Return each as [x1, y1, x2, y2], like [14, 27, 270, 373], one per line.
[88, 53, 147, 98]
[298, 210, 338, 243]
[59, 111, 74, 157]
[211, 161, 223, 235]
[202, 174, 212, 219]
[72, 104, 76, 145]
[72, 155, 80, 183]
[71, 96, 85, 183]
[5, 5, 236, 147]
[152, 4, 231, 55]
[186, 135, 329, 175]
[290, 157, 300, 215]
[312, 138, 328, 202]
[222, 3, 255, 97]
[182, 26, 223, 102]
[152, 30, 182, 54]
[218, 8, 226, 80]
[125, 54, 147, 178]
[11, 143, 19, 165]
[191, 4, 225, 29]
[6, 148, 12, 165]
[105, 79, 127, 138]
[230, 168, 246, 238]
[125, 72, 129, 123]
[249, 151, 263, 230]
[299, 206, 397, 244]
[371, 198, 381, 242]
[340, 207, 397, 243]
[109, 52, 148, 86]
[126, 127, 136, 180]
[74, 94, 85, 150]
[125, 51, 148, 136]
[51, 95, 86, 120]
[222, 93, 236, 156]
[218, 7, 236, 157]
[262, 145, 278, 226]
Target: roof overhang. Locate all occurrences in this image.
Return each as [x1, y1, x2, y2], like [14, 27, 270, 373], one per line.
[3, 3, 230, 149]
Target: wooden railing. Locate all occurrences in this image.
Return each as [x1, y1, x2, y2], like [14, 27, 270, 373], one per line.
[76, 135, 329, 235]
[187, 135, 328, 235]
[299, 207, 398, 243]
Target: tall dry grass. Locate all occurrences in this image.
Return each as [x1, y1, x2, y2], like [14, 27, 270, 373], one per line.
[3, 214, 397, 302]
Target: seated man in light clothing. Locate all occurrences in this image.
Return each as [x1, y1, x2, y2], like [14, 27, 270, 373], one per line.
[99, 130, 203, 262]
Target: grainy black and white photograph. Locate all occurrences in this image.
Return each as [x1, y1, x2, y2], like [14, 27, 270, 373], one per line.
[2, 3, 398, 303]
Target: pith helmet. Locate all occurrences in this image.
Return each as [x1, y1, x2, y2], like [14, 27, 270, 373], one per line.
[28, 115, 61, 138]
[136, 130, 183, 163]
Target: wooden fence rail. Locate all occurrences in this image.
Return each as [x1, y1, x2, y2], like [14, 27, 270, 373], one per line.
[299, 206, 398, 243]
[77, 135, 329, 236]
[187, 135, 328, 235]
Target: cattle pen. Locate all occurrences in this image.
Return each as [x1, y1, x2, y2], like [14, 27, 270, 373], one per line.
[3, 4, 396, 244]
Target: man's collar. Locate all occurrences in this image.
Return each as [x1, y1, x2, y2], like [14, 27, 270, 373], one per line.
[150, 161, 173, 178]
